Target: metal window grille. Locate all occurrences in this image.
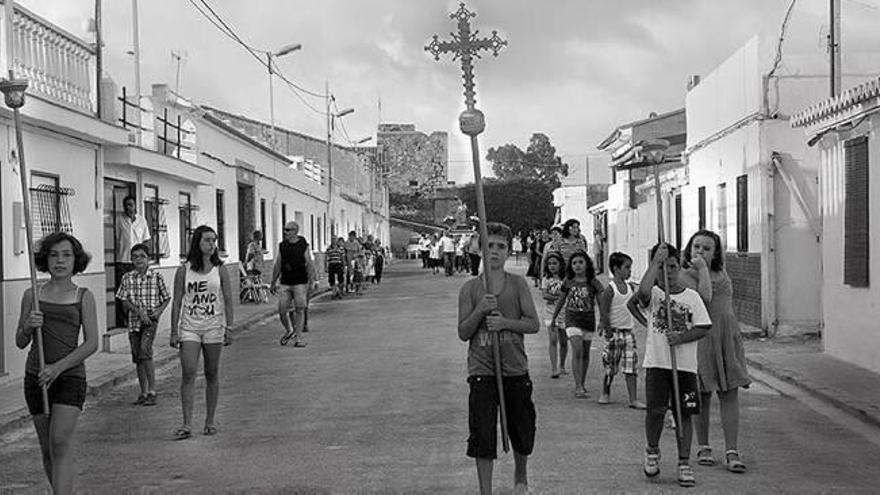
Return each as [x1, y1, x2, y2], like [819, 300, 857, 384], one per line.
[143, 195, 170, 261]
[736, 175, 749, 253]
[178, 192, 199, 257]
[30, 183, 74, 239]
[216, 190, 226, 252]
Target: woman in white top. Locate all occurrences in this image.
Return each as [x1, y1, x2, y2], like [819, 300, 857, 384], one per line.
[170, 225, 234, 440]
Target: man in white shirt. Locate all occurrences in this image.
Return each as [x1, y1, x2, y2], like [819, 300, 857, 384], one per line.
[115, 195, 151, 327]
[117, 195, 152, 263]
[440, 230, 456, 276]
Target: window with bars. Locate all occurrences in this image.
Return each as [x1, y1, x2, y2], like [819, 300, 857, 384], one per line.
[143, 184, 170, 262]
[736, 175, 749, 253]
[844, 136, 869, 287]
[216, 189, 226, 252]
[179, 192, 196, 257]
[29, 173, 74, 240]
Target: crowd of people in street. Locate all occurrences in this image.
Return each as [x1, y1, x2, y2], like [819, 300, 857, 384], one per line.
[13, 212, 750, 493]
[458, 218, 751, 493]
[415, 228, 484, 277]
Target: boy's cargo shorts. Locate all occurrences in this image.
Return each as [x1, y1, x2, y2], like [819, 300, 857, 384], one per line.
[467, 374, 536, 459]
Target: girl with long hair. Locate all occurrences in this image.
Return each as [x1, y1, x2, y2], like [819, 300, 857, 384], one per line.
[551, 250, 604, 398]
[541, 251, 568, 378]
[170, 225, 234, 440]
[681, 229, 751, 473]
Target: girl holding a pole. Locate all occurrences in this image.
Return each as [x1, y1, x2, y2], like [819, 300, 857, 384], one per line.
[681, 230, 750, 473]
[16, 232, 99, 494]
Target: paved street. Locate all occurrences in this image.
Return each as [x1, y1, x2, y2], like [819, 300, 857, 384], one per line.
[3, 260, 880, 493]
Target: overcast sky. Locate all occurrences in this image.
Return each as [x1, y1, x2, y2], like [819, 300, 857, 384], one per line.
[24, 0, 880, 185]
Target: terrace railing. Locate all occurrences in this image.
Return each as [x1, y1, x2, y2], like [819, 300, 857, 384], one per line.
[5, 2, 96, 114]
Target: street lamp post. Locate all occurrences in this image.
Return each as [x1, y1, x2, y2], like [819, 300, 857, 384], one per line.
[325, 89, 354, 239]
[266, 43, 302, 149]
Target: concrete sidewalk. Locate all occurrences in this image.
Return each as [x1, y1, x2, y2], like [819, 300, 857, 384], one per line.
[516, 258, 880, 432]
[0, 288, 330, 436]
[744, 335, 880, 429]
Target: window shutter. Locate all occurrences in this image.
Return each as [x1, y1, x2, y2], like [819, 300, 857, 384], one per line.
[844, 136, 869, 287]
[698, 186, 706, 230]
[736, 175, 748, 252]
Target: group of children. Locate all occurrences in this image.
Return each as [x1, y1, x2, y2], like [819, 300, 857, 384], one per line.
[460, 222, 749, 492]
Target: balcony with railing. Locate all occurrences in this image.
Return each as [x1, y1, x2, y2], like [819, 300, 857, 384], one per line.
[2, 2, 96, 114]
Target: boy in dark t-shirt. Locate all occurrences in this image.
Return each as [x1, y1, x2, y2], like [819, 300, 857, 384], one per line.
[458, 222, 540, 495]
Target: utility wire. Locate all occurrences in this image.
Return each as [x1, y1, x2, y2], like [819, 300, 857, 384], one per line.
[197, 0, 326, 99]
[187, 0, 328, 117]
[768, 0, 798, 78]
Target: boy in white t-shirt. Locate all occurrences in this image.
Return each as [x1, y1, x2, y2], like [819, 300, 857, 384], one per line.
[628, 243, 711, 488]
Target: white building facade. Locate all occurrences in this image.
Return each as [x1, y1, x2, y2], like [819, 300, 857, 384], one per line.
[793, 78, 880, 374]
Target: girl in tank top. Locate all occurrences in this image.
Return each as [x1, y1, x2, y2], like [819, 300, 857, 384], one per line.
[16, 232, 98, 493]
[170, 225, 233, 440]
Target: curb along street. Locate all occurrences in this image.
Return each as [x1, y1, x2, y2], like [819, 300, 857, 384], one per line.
[0, 288, 331, 437]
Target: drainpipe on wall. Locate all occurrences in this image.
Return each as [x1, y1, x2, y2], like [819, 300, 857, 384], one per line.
[762, 153, 779, 338]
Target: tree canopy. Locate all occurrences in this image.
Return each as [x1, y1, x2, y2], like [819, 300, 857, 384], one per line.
[487, 133, 569, 189]
[457, 178, 556, 236]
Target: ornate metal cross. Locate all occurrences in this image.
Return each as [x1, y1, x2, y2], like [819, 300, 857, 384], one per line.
[425, 3, 506, 114]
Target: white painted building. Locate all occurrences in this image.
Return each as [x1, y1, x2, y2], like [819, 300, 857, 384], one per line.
[594, 109, 687, 275]
[793, 77, 880, 374]
[0, 4, 128, 377]
[680, 35, 874, 334]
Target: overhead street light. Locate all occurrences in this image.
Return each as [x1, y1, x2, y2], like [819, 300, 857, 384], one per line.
[325, 89, 356, 238]
[267, 42, 302, 148]
[355, 136, 373, 145]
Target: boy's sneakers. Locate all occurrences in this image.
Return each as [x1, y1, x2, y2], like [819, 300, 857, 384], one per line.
[598, 393, 611, 405]
[132, 394, 146, 406]
[143, 392, 157, 406]
[643, 449, 660, 477]
[677, 463, 696, 487]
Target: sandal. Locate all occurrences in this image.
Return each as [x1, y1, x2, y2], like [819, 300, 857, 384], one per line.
[293, 341, 307, 348]
[697, 445, 716, 466]
[573, 389, 589, 399]
[643, 449, 660, 477]
[280, 331, 294, 346]
[725, 450, 747, 473]
[174, 427, 192, 441]
[677, 464, 696, 487]
[203, 425, 218, 436]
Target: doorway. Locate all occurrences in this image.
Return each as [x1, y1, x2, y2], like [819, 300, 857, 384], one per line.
[103, 178, 135, 330]
[237, 183, 255, 263]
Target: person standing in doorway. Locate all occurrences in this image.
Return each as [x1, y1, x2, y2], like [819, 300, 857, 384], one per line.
[244, 231, 265, 278]
[115, 195, 151, 327]
[270, 222, 316, 347]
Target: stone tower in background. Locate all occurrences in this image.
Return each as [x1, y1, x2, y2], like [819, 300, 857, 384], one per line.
[376, 124, 448, 196]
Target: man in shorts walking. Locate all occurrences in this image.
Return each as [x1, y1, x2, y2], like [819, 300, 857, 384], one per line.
[116, 243, 170, 406]
[270, 221, 316, 347]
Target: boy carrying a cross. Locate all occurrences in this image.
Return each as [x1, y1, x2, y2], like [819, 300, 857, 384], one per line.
[628, 242, 711, 487]
[458, 222, 540, 495]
